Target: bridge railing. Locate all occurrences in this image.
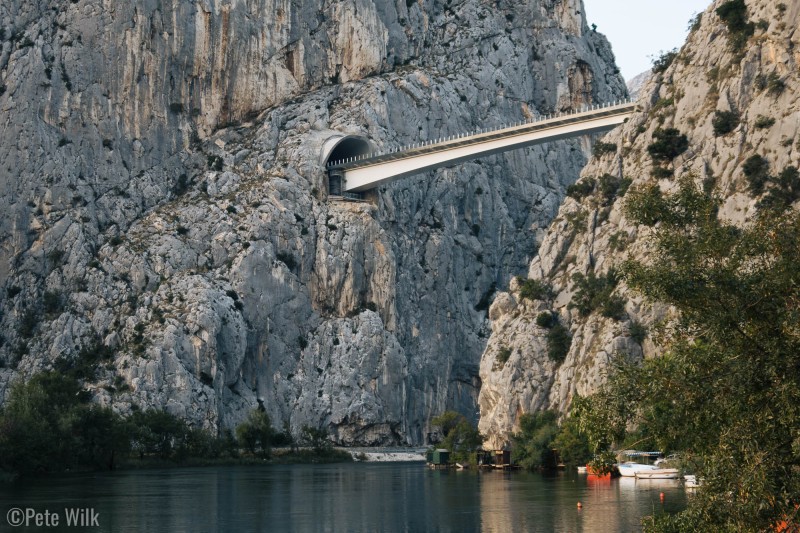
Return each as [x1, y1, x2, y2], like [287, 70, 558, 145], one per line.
[326, 99, 634, 168]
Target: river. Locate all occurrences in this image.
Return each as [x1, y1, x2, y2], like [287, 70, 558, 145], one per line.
[1, 462, 688, 532]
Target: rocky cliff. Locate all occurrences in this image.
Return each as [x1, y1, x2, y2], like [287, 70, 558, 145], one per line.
[0, 0, 626, 444]
[478, 0, 800, 448]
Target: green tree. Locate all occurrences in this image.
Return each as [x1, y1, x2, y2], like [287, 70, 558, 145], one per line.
[511, 411, 559, 470]
[552, 415, 591, 467]
[130, 409, 189, 460]
[580, 178, 800, 530]
[0, 371, 87, 474]
[235, 409, 275, 458]
[431, 411, 484, 463]
[300, 425, 332, 455]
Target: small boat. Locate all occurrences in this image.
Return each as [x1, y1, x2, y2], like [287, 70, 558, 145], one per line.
[635, 468, 680, 480]
[576, 465, 587, 473]
[617, 462, 660, 477]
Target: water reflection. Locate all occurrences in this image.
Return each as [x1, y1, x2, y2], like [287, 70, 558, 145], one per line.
[0, 464, 687, 532]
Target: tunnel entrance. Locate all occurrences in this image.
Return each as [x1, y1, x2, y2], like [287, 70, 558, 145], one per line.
[320, 135, 372, 198]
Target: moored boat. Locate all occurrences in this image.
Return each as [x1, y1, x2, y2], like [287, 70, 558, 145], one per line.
[635, 468, 680, 480]
[617, 462, 660, 477]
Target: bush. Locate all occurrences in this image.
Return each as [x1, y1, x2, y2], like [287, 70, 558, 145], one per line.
[742, 154, 770, 194]
[767, 75, 786, 96]
[566, 178, 595, 200]
[629, 321, 648, 344]
[19, 309, 38, 338]
[598, 174, 632, 204]
[647, 128, 689, 162]
[759, 166, 800, 211]
[536, 311, 557, 329]
[517, 278, 553, 301]
[754, 115, 775, 129]
[592, 141, 617, 157]
[173, 174, 189, 196]
[547, 324, 571, 363]
[569, 270, 625, 319]
[47, 249, 65, 266]
[716, 0, 754, 51]
[276, 251, 297, 271]
[42, 290, 63, 314]
[712, 110, 739, 135]
[651, 166, 673, 179]
[651, 49, 678, 74]
[496, 347, 512, 367]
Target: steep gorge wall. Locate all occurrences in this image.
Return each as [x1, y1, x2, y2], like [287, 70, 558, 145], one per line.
[478, 0, 800, 448]
[0, 0, 626, 444]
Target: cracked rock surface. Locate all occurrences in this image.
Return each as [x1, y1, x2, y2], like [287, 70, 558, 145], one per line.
[0, 0, 625, 443]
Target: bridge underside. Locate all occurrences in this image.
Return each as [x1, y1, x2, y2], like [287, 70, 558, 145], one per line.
[333, 104, 633, 192]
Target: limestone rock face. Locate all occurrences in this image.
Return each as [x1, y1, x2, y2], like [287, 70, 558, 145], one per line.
[478, 0, 800, 448]
[0, 0, 626, 443]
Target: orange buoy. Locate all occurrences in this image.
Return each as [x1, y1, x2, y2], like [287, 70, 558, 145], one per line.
[577, 502, 582, 509]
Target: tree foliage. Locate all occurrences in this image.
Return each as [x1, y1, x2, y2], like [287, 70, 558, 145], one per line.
[512, 410, 591, 470]
[431, 411, 484, 463]
[235, 408, 275, 458]
[579, 178, 800, 530]
[512, 411, 559, 470]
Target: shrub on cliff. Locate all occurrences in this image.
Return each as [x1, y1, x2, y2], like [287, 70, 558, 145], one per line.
[647, 128, 689, 162]
[716, 0, 754, 52]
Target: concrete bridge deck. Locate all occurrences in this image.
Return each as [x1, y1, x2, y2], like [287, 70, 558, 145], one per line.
[327, 100, 635, 193]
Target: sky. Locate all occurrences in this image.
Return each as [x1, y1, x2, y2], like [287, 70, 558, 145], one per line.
[582, 0, 713, 81]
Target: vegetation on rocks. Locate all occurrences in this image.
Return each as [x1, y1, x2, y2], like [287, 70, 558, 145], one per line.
[568, 270, 625, 320]
[711, 110, 739, 136]
[647, 128, 689, 162]
[715, 0, 754, 52]
[575, 178, 800, 531]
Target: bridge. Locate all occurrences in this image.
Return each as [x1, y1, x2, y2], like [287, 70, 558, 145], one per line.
[323, 100, 635, 195]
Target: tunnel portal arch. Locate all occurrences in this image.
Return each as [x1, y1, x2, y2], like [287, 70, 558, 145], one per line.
[320, 135, 372, 196]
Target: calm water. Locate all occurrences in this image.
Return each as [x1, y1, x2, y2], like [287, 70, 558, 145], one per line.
[0, 463, 687, 532]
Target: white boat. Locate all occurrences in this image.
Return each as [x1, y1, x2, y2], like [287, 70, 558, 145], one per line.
[635, 468, 680, 480]
[576, 465, 587, 473]
[617, 462, 660, 477]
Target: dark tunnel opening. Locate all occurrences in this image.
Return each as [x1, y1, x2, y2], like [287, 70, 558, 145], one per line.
[326, 137, 372, 166]
[324, 136, 372, 197]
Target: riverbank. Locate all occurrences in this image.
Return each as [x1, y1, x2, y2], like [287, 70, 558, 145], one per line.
[346, 447, 427, 462]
